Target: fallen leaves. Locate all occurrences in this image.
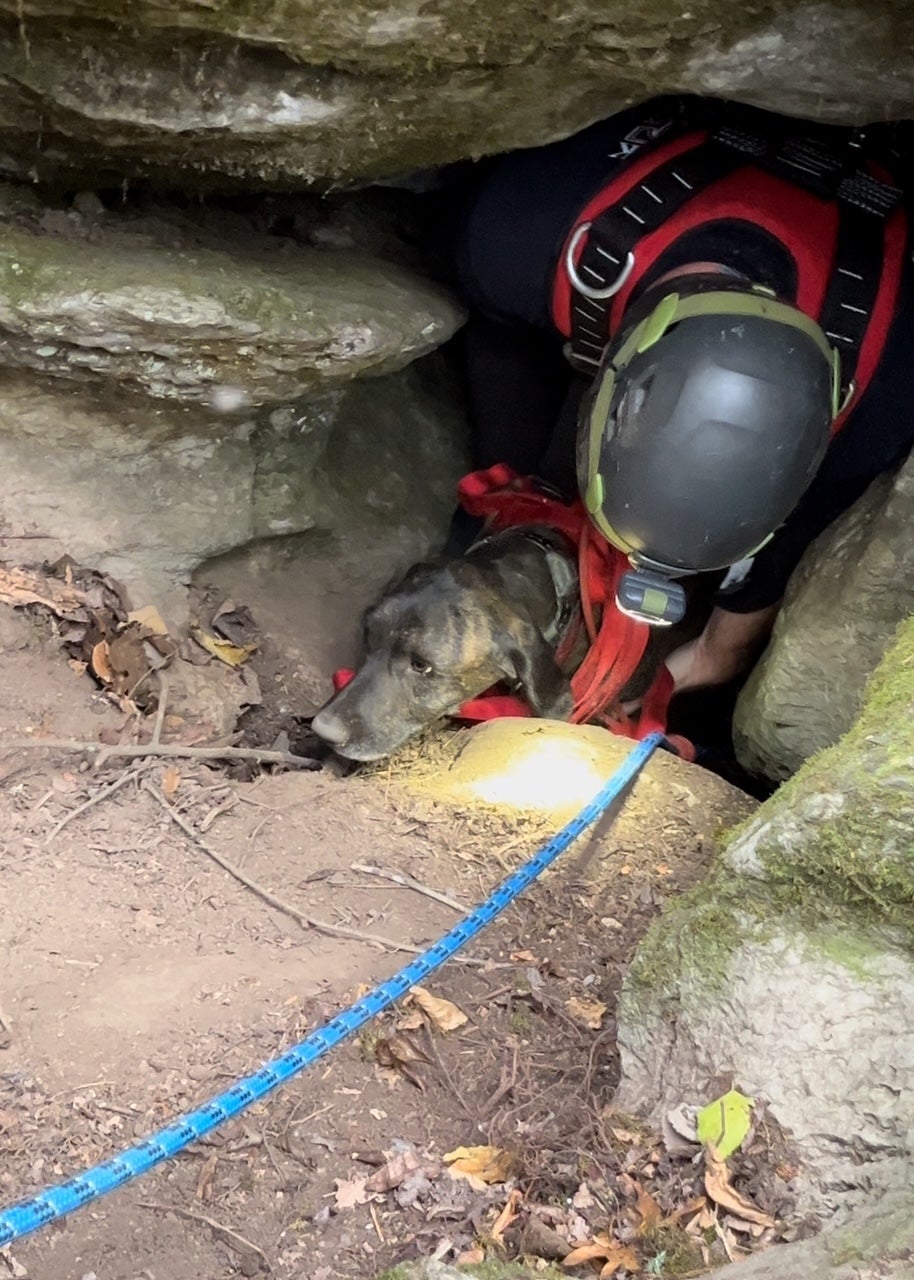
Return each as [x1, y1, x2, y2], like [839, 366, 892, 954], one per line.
[407, 986, 468, 1033]
[189, 625, 257, 668]
[703, 1146, 776, 1230]
[374, 1033, 432, 1091]
[332, 1175, 370, 1209]
[697, 1088, 755, 1161]
[444, 1145, 518, 1187]
[564, 995, 607, 1030]
[563, 1234, 640, 1276]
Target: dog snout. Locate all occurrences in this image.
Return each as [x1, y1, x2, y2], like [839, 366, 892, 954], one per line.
[311, 707, 350, 747]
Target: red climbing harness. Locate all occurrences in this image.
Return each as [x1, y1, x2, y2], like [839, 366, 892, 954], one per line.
[552, 123, 908, 426]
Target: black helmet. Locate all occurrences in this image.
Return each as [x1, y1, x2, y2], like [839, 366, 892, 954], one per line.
[576, 276, 840, 624]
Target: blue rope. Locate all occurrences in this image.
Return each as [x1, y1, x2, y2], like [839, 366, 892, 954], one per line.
[0, 732, 662, 1247]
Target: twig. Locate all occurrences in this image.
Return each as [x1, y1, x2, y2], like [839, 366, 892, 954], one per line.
[45, 769, 142, 845]
[150, 671, 169, 747]
[350, 862, 465, 913]
[422, 1022, 473, 1119]
[482, 1045, 519, 1115]
[139, 1202, 269, 1271]
[368, 1201, 385, 1243]
[2, 737, 320, 771]
[143, 781, 483, 964]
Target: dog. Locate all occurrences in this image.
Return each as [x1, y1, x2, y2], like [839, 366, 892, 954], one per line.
[310, 526, 585, 761]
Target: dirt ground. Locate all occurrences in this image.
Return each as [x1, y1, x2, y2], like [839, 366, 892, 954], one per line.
[0, 566, 763, 1280]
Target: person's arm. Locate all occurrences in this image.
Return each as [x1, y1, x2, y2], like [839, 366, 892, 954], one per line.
[665, 602, 781, 694]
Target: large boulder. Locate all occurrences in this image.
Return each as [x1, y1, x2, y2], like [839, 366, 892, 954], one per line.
[0, 2, 910, 189]
[0, 182, 469, 615]
[0, 185, 462, 405]
[0, 354, 469, 615]
[734, 452, 914, 781]
[616, 616, 914, 1218]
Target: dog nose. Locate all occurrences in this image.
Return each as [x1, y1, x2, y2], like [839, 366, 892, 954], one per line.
[311, 709, 349, 746]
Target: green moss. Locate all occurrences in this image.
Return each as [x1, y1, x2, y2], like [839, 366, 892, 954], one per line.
[640, 1224, 708, 1276]
[829, 1238, 865, 1266]
[623, 882, 753, 1013]
[720, 616, 914, 944]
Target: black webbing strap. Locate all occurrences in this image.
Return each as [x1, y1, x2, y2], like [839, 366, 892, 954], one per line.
[567, 141, 743, 369]
[566, 122, 905, 382]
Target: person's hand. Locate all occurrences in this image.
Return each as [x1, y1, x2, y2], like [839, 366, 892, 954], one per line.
[666, 603, 782, 695]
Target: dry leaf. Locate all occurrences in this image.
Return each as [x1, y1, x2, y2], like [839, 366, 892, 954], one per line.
[91, 639, 114, 685]
[455, 1246, 486, 1266]
[0, 564, 91, 617]
[195, 1152, 218, 1201]
[161, 766, 181, 799]
[409, 985, 468, 1033]
[333, 1176, 370, 1209]
[128, 604, 170, 636]
[572, 1182, 595, 1211]
[599, 1251, 640, 1279]
[490, 1188, 522, 1244]
[565, 996, 607, 1030]
[634, 1184, 663, 1230]
[190, 624, 257, 667]
[704, 1147, 776, 1228]
[563, 1234, 639, 1274]
[364, 1149, 422, 1193]
[510, 949, 538, 964]
[374, 1034, 431, 1091]
[397, 1010, 425, 1032]
[444, 1145, 517, 1186]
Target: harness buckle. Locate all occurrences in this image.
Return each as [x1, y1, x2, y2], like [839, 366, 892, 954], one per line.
[565, 222, 636, 300]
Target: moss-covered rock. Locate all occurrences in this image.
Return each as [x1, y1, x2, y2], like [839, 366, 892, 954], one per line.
[0, 2, 911, 189]
[735, 453, 914, 781]
[0, 185, 463, 405]
[728, 615, 914, 930]
[616, 619, 914, 1217]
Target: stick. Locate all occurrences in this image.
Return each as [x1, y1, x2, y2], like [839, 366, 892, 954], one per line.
[139, 1202, 269, 1271]
[150, 671, 169, 747]
[1, 738, 320, 771]
[45, 769, 142, 845]
[143, 782, 483, 964]
[350, 863, 465, 913]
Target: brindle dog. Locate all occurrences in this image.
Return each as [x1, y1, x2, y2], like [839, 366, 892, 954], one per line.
[310, 528, 580, 761]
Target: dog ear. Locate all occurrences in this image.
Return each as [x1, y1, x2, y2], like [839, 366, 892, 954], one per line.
[494, 616, 574, 720]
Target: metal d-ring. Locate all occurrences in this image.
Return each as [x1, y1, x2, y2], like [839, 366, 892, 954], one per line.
[565, 222, 636, 301]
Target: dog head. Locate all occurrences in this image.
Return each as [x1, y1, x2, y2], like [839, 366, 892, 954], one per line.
[311, 555, 573, 761]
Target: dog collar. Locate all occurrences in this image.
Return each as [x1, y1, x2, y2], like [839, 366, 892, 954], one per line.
[469, 526, 578, 645]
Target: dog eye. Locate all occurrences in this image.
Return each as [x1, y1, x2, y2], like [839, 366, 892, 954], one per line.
[409, 655, 434, 676]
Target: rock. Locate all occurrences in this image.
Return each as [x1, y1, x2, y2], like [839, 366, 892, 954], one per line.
[388, 717, 754, 835]
[616, 618, 914, 1217]
[0, 187, 463, 405]
[697, 1188, 914, 1279]
[0, 3, 911, 189]
[0, 353, 469, 620]
[734, 452, 914, 781]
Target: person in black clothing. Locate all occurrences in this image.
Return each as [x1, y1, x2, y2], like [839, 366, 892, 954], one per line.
[454, 96, 914, 696]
